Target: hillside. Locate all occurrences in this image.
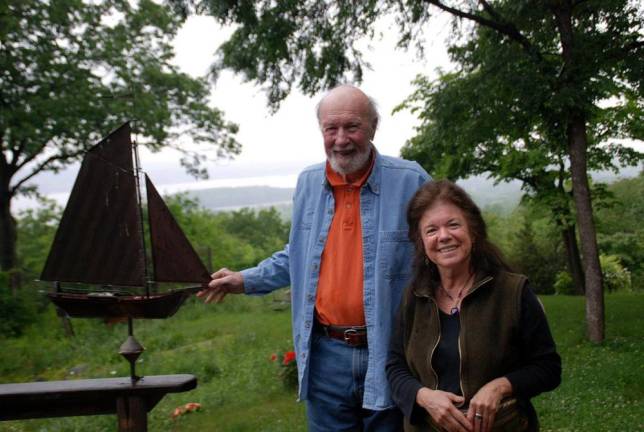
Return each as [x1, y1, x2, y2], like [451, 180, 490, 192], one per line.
[184, 186, 294, 211]
[179, 179, 522, 215]
[180, 167, 641, 217]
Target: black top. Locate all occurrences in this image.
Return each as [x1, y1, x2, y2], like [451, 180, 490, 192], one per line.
[433, 310, 462, 395]
[386, 283, 561, 425]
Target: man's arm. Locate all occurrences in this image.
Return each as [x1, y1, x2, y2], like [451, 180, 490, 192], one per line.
[197, 245, 291, 303]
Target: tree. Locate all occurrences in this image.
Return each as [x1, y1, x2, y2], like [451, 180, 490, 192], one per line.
[164, 194, 290, 271]
[217, 207, 290, 260]
[0, 0, 240, 278]
[595, 172, 644, 290]
[407, 0, 643, 343]
[175, 0, 643, 342]
[510, 203, 567, 295]
[483, 199, 567, 294]
[15, 199, 61, 281]
[397, 71, 590, 296]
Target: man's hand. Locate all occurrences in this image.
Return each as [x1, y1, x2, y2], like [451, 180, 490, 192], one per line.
[416, 387, 472, 432]
[196, 268, 244, 303]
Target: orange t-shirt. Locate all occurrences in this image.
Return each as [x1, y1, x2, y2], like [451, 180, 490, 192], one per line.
[315, 157, 375, 326]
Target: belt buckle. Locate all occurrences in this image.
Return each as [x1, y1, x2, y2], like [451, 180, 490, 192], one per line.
[343, 328, 359, 345]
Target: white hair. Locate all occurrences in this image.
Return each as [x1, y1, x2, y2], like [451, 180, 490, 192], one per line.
[315, 84, 380, 131]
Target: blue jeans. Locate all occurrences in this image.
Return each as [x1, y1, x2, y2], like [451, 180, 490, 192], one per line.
[306, 332, 403, 432]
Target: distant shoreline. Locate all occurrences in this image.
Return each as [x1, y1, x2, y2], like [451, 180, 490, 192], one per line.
[13, 167, 640, 214]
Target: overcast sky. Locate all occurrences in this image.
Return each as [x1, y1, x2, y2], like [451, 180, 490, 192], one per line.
[22, 13, 639, 211]
[166, 15, 451, 167]
[19, 13, 453, 208]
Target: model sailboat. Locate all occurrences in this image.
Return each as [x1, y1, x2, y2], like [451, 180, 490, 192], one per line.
[40, 122, 211, 319]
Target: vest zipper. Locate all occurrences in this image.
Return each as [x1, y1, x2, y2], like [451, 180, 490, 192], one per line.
[457, 275, 493, 400]
[428, 299, 440, 389]
[457, 313, 465, 399]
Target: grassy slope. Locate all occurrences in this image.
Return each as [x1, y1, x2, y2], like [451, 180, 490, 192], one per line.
[1, 293, 642, 431]
[536, 294, 643, 431]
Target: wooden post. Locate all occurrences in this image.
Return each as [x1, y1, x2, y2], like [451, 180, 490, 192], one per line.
[55, 307, 75, 337]
[117, 395, 148, 432]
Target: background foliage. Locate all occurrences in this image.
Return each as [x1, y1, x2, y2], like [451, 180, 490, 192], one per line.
[1, 172, 642, 429]
[3, 172, 642, 336]
[170, 0, 644, 342]
[484, 173, 643, 294]
[1, 0, 240, 273]
[0, 281, 641, 431]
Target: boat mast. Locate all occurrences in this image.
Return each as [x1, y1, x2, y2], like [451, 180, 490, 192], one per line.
[131, 125, 151, 298]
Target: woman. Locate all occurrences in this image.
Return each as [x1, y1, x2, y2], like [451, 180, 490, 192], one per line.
[387, 180, 561, 432]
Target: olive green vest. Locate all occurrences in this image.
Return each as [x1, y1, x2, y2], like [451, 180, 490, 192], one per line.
[400, 271, 527, 431]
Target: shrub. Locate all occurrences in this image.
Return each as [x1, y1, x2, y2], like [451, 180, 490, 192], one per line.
[554, 255, 633, 295]
[554, 271, 574, 295]
[0, 272, 37, 337]
[600, 255, 632, 292]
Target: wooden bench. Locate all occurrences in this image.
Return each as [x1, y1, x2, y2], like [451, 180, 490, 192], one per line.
[0, 374, 197, 431]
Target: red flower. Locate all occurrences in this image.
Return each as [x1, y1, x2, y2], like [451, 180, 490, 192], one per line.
[282, 351, 296, 365]
[270, 353, 278, 362]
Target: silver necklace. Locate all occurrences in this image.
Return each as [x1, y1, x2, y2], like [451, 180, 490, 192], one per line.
[440, 273, 474, 316]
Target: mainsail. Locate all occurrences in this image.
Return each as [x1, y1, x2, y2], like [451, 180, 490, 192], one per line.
[40, 122, 211, 318]
[40, 123, 145, 287]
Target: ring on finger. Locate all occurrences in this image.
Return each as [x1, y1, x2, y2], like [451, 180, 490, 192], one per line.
[475, 412, 483, 420]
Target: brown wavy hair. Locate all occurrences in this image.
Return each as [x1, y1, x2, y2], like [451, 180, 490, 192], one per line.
[407, 180, 512, 288]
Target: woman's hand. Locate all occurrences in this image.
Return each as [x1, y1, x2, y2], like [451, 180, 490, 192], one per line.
[466, 377, 512, 432]
[416, 387, 472, 432]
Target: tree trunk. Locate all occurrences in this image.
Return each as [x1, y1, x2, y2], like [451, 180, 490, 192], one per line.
[555, 4, 604, 342]
[568, 115, 604, 342]
[552, 174, 585, 295]
[561, 224, 585, 295]
[0, 184, 17, 274]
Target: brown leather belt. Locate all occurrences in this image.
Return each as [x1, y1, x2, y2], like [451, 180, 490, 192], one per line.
[316, 321, 368, 347]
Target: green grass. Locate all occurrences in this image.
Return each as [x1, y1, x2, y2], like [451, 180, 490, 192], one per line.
[1, 292, 642, 431]
[536, 293, 644, 431]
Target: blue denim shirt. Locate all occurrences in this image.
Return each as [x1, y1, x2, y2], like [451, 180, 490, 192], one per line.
[241, 152, 430, 410]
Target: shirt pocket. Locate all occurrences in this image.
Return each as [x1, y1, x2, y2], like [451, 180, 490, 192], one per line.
[378, 230, 414, 281]
[293, 206, 315, 231]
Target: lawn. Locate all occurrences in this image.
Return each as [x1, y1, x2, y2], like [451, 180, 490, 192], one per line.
[0, 292, 642, 431]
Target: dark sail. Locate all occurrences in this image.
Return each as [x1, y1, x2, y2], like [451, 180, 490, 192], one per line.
[146, 175, 210, 284]
[40, 123, 146, 287]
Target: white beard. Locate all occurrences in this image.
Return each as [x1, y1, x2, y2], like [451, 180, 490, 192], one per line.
[328, 144, 373, 176]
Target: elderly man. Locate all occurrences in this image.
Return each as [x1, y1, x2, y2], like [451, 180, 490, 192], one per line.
[198, 85, 430, 431]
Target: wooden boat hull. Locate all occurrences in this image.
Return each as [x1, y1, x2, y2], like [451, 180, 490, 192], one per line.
[47, 290, 196, 319]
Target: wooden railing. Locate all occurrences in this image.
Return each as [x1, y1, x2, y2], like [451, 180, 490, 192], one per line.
[0, 374, 197, 432]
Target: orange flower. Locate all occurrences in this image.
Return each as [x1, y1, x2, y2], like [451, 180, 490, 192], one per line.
[184, 402, 201, 412]
[171, 402, 201, 419]
[283, 351, 296, 365]
[171, 407, 184, 419]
